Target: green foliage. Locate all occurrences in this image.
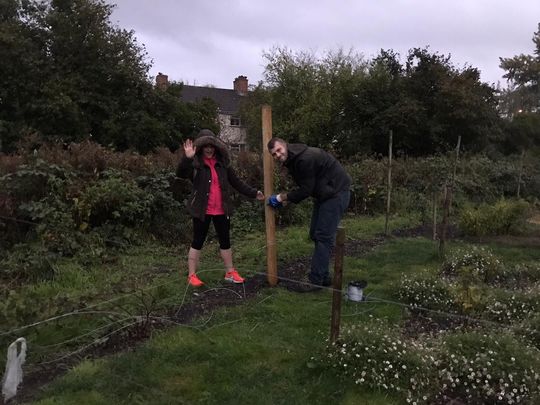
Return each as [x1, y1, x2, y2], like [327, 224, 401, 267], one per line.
[242, 46, 502, 157]
[482, 287, 540, 323]
[0, 0, 217, 153]
[438, 331, 540, 404]
[135, 171, 191, 244]
[0, 243, 56, 282]
[459, 199, 531, 236]
[325, 320, 540, 404]
[398, 273, 458, 313]
[518, 314, 540, 349]
[499, 23, 540, 115]
[324, 318, 436, 403]
[232, 200, 265, 235]
[78, 170, 152, 227]
[441, 245, 504, 284]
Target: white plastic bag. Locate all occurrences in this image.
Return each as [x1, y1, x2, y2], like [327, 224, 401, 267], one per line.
[2, 337, 27, 402]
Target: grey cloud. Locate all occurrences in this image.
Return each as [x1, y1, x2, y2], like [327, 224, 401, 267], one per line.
[108, 0, 540, 88]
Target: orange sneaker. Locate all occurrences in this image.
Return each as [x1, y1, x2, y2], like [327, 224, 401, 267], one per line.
[224, 269, 244, 284]
[187, 273, 204, 287]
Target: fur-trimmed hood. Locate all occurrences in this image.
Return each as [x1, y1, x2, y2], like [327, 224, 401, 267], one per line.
[193, 129, 230, 168]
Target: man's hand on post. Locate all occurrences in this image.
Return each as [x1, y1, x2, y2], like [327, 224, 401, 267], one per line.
[267, 194, 283, 209]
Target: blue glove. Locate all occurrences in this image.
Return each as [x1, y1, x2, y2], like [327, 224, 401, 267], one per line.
[267, 194, 282, 208]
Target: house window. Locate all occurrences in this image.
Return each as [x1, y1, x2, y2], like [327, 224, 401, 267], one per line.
[230, 116, 241, 126]
[228, 143, 245, 152]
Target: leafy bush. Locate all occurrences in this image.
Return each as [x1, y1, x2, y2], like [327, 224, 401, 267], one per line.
[232, 200, 265, 235]
[500, 263, 540, 289]
[135, 171, 191, 244]
[78, 170, 153, 227]
[459, 199, 531, 236]
[0, 244, 56, 282]
[482, 286, 540, 323]
[441, 246, 504, 284]
[437, 331, 540, 404]
[397, 273, 458, 313]
[323, 322, 540, 404]
[518, 314, 540, 349]
[324, 318, 437, 403]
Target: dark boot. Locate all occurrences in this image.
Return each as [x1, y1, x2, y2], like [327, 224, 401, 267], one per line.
[288, 275, 323, 293]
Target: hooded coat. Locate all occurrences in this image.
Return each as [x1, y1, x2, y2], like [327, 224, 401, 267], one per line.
[176, 130, 257, 220]
[284, 143, 351, 204]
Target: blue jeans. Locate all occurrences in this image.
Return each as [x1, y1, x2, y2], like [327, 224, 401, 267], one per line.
[308, 190, 350, 285]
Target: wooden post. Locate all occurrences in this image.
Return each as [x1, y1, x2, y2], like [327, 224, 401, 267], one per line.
[438, 136, 461, 258]
[384, 130, 393, 236]
[330, 227, 345, 344]
[262, 105, 278, 286]
[432, 189, 438, 241]
[517, 149, 525, 198]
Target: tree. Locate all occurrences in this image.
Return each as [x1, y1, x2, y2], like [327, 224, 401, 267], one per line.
[499, 23, 540, 114]
[241, 46, 500, 157]
[498, 23, 540, 154]
[0, 0, 217, 153]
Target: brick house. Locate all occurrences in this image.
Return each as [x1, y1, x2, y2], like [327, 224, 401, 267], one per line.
[156, 73, 249, 151]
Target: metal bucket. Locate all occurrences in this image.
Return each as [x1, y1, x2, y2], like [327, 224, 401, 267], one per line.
[347, 280, 367, 302]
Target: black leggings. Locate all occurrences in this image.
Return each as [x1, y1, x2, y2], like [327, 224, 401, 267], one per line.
[191, 215, 231, 250]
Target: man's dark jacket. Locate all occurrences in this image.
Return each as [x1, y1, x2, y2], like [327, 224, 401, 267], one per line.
[284, 143, 351, 204]
[176, 134, 257, 220]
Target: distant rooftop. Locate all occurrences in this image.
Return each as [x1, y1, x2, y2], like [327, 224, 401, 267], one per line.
[180, 85, 245, 114]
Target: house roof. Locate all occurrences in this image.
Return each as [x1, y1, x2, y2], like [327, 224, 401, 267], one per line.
[180, 85, 245, 115]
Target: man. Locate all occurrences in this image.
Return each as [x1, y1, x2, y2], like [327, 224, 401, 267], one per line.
[267, 137, 351, 292]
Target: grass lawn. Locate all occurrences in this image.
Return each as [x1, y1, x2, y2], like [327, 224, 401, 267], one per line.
[6, 214, 539, 404]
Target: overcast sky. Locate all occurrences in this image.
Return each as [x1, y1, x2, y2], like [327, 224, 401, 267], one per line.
[108, 0, 540, 90]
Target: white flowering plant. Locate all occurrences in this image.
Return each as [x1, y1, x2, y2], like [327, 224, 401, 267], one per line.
[322, 322, 540, 404]
[398, 273, 459, 314]
[437, 331, 540, 404]
[482, 285, 540, 323]
[441, 246, 504, 284]
[323, 317, 438, 404]
[517, 314, 540, 349]
[500, 263, 540, 289]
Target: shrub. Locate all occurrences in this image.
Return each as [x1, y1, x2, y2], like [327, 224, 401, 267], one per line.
[135, 171, 191, 244]
[437, 331, 540, 404]
[482, 286, 540, 323]
[0, 244, 56, 282]
[232, 200, 265, 235]
[517, 314, 540, 349]
[441, 246, 504, 284]
[323, 323, 540, 404]
[397, 273, 459, 313]
[77, 170, 152, 227]
[459, 199, 531, 236]
[500, 263, 540, 289]
[324, 318, 437, 403]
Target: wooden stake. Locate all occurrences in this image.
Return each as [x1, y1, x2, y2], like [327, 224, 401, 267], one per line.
[384, 130, 393, 236]
[432, 189, 438, 241]
[439, 136, 461, 258]
[517, 149, 525, 198]
[330, 227, 345, 344]
[262, 105, 278, 286]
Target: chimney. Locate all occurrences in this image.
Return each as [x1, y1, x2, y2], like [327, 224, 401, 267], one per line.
[233, 75, 248, 95]
[156, 72, 169, 90]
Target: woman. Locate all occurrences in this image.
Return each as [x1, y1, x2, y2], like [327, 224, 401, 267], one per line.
[176, 129, 264, 287]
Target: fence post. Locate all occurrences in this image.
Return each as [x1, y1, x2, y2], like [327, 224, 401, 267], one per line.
[384, 130, 393, 236]
[517, 149, 525, 198]
[262, 105, 278, 286]
[439, 136, 461, 258]
[330, 227, 345, 343]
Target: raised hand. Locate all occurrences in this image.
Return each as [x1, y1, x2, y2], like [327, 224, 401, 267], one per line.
[183, 139, 196, 158]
